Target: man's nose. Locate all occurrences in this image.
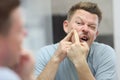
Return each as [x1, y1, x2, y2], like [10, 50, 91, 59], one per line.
[81, 25, 89, 34]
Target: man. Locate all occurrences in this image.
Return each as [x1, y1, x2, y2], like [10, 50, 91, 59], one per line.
[0, 0, 34, 80]
[35, 2, 117, 80]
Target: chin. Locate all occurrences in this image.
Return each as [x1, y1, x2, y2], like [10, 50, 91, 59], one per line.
[86, 42, 90, 47]
[7, 58, 18, 69]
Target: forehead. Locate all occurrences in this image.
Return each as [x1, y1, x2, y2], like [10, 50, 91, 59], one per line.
[71, 9, 99, 24]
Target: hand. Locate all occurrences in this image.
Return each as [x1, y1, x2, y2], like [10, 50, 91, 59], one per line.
[53, 30, 74, 63]
[13, 50, 35, 80]
[67, 30, 89, 65]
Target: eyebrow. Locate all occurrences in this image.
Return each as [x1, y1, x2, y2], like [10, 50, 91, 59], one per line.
[75, 16, 97, 26]
[75, 16, 83, 21]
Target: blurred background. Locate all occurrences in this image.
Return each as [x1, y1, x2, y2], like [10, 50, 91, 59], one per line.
[21, 0, 120, 79]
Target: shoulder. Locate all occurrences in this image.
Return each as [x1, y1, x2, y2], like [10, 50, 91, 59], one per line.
[40, 43, 58, 52]
[36, 43, 58, 56]
[90, 42, 115, 55]
[91, 42, 114, 50]
[35, 43, 59, 63]
[89, 42, 116, 65]
[89, 43, 118, 80]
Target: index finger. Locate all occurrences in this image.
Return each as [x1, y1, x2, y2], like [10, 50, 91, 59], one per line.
[73, 30, 80, 43]
[63, 30, 74, 41]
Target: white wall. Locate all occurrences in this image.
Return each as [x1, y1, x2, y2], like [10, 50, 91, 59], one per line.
[113, 0, 120, 79]
[21, 0, 53, 52]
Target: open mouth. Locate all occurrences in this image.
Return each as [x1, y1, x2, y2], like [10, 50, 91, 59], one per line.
[80, 36, 89, 42]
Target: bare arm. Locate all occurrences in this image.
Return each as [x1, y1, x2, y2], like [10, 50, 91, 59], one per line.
[37, 55, 60, 80]
[74, 57, 95, 80]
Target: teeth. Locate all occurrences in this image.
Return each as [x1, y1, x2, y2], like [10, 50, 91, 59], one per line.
[81, 37, 88, 41]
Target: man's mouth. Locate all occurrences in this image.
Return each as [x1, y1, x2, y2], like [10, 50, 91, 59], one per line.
[80, 36, 89, 42]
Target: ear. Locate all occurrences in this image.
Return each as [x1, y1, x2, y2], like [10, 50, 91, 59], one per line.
[94, 30, 99, 40]
[63, 20, 69, 33]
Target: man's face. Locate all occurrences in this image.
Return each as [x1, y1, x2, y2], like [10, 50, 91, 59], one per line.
[63, 9, 99, 47]
[4, 7, 26, 67]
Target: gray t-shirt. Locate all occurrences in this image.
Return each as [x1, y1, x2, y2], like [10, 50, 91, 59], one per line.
[35, 42, 117, 80]
[0, 67, 21, 80]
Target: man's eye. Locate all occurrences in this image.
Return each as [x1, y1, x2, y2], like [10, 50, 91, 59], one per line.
[75, 21, 82, 25]
[89, 26, 96, 30]
[77, 22, 81, 24]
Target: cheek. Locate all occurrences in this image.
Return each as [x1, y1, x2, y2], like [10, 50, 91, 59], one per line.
[8, 35, 23, 54]
[68, 24, 79, 32]
[14, 36, 23, 50]
[90, 31, 97, 41]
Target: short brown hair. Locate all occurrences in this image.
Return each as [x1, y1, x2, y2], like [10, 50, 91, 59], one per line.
[67, 2, 102, 23]
[0, 0, 20, 35]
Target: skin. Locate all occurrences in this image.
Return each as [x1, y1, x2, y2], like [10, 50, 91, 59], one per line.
[0, 7, 35, 80]
[37, 9, 99, 80]
[63, 9, 99, 47]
